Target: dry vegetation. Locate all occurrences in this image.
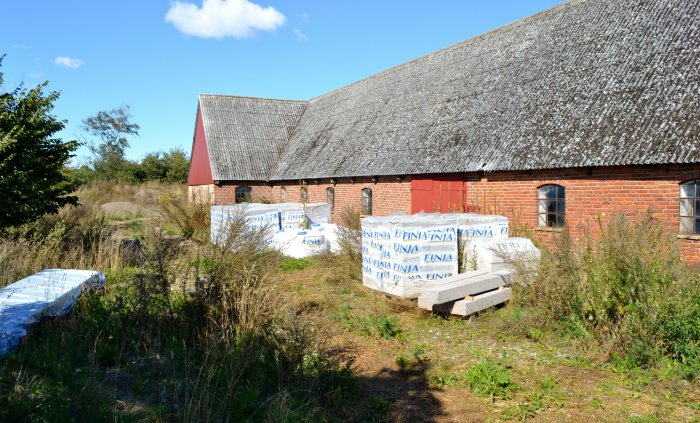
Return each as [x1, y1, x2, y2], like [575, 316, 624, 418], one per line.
[0, 182, 698, 422]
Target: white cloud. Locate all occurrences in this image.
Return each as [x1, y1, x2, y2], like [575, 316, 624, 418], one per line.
[293, 28, 308, 41]
[165, 0, 286, 39]
[301, 12, 310, 23]
[54, 56, 84, 69]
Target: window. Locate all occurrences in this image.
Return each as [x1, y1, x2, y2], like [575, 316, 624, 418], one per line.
[280, 186, 287, 203]
[680, 180, 700, 235]
[362, 188, 372, 215]
[538, 184, 565, 227]
[235, 186, 252, 203]
[327, 187, 335, 212]
[301, 186, 308, 203]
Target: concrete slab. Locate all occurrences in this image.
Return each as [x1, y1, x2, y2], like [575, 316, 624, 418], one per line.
[417, 272, 511, 310]
[433, 287, 512, 316]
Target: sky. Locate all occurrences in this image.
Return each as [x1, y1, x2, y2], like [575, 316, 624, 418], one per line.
[1, 0, 564, 165]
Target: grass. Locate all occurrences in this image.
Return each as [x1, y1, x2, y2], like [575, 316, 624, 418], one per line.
[1, 184, 699, 421]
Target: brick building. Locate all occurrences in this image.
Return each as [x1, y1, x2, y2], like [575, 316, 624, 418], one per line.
[187, 0, 700, 261]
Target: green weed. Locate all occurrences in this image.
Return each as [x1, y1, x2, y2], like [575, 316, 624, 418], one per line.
[464, 359, 518, 400]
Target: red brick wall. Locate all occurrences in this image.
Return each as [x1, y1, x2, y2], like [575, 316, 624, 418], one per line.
[268, 176, 412, 222]
[464, 164, 700, 263]
[212, 182, 273, 205]
[201, 164, 700, 263]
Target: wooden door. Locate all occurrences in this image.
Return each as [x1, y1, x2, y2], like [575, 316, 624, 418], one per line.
[411, 174, 466, 213]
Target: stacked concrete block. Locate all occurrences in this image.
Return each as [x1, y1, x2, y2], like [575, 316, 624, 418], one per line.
[361, 213, 459, 298]
[210, 203, 335, 257]
[210, 205, 279, 245]
[463, 237, 540, 273]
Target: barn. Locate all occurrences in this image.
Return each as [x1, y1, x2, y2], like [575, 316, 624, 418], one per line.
[187, 0, 700, 261]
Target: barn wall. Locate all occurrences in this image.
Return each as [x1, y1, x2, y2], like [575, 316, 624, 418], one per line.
[212, 183, 273, 205]
[187, 106, 214, 185]
[188, 184, 214, 203]
[464, 164, 700, 263]
[196, 164, 700, 263]
[268, 176, 413, 221]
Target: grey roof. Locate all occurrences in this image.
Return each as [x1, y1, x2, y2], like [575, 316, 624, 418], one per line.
[199, 94, 307, 181]
[268, 0, 700, 180]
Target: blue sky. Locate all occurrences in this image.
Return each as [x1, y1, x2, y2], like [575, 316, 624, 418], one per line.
[1, 0, 564, 164]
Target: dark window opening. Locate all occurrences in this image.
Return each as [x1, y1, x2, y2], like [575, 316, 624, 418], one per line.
[235, 186, 252, 203]
[362, 188, 372, 215]
[280, 186, 287, 203]
[680, 180, 700, 235]
[538, 184, 565, 228]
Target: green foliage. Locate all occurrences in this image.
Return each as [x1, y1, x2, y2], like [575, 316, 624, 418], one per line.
[0, 56, 78, 229]
[464, 360, 517, 400]
[280, 257, 313, 272]
[0, 192, 355, 422]
[83, 105, 140, 181]
[333, 304, 403, 340]
[136, 148, 189, 183]
[515, 212, 700, 378]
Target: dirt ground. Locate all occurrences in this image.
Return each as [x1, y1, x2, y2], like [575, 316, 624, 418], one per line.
[281, 263, 700, 422]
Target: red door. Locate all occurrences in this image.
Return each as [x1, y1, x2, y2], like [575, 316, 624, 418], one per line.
[411, 174, 467, 213]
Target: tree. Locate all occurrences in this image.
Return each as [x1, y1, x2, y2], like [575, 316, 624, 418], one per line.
[83, 105, 140, 180]
[138, 148, 190, 183]
[0, 56, 79, 228]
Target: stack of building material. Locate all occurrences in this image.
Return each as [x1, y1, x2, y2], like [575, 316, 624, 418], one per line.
[462, 237, 540, 273]
[362, 213, 459, 298]
[417, 270, 513, 315]
[210, 203, 337, 257]
[0, 269, 106, 357]
[360, 212, 539, 316]
[448, 213, 509, 271]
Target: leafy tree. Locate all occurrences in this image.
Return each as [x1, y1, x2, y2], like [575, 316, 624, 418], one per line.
[83, 105, 140, 180]
[0, 56, 78, 228]
[138, 148, 190, 183]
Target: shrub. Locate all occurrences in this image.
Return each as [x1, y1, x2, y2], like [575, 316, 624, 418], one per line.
[515, 212, 700, 375]
[336, 208, 362, 273]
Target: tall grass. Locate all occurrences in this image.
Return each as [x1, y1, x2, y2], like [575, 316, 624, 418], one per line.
[0, 182, 354, 421]
[514, 212, 700, 378]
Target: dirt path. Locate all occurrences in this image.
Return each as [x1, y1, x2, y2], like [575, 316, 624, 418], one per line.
[283, 263, 700, 422]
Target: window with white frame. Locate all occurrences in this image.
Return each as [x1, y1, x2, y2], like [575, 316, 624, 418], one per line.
[362, 188, 372, 215]
[327, 187, 335, 212]
[538, 184, 565, 227]
[680, 180, 700, 235]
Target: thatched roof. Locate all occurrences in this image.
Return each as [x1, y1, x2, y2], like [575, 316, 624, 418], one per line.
[198, 94, 307, 181]
[201, 0, 700, 182]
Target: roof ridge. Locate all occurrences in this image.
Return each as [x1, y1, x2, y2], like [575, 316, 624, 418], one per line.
[199, 93, 307, 104]
[308, 0, 584, 103]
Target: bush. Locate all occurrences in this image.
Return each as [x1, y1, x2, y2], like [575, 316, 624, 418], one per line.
[336, 208, 362, 275]
[515, 212, 700, 376]
[0, 187, 355, 421]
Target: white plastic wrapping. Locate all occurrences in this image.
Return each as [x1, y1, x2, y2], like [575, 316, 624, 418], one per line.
[463, 237, 540, 272]
[362, 213, 459, 298]
[211, 203, 335, 257]
[0, 269, 106, 357]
